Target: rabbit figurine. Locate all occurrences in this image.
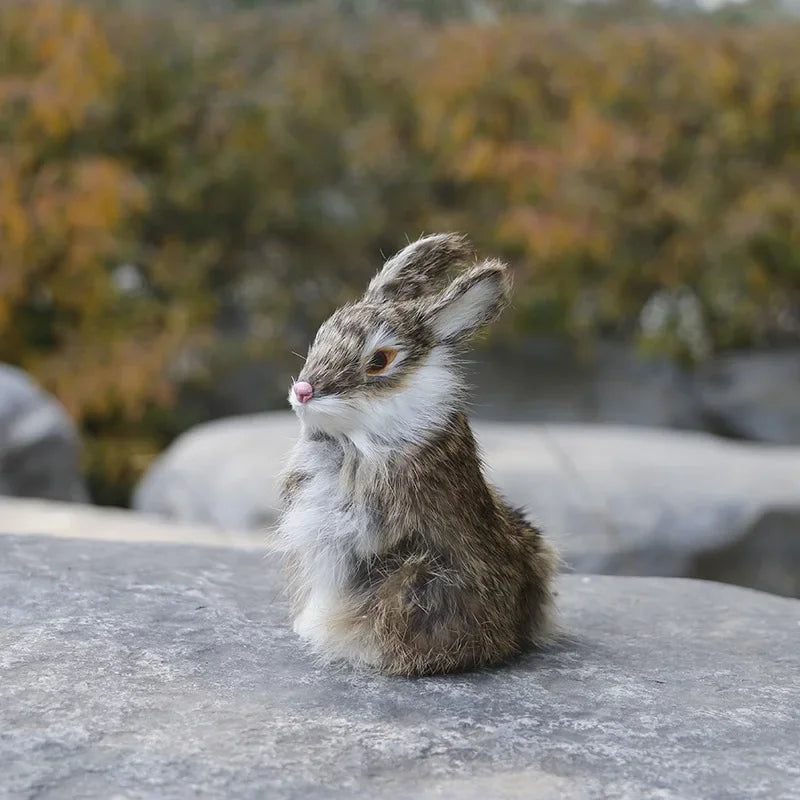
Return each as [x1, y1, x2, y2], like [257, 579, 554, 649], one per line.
[275, 233, 556, 676]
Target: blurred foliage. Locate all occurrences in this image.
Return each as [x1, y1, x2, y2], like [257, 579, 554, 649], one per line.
[1, 0, 799, 502]
[103, 0, 794, 24]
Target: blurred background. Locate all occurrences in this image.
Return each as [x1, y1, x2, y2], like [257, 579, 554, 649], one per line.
[1, 0, 799, 594]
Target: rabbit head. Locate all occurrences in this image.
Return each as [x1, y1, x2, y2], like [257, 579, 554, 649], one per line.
[289, 234, 511, 450]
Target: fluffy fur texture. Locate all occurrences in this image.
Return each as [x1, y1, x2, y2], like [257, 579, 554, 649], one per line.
[274, 233, 557, 676]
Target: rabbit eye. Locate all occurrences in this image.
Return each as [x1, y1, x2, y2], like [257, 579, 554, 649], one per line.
[366, 348, 398, 376]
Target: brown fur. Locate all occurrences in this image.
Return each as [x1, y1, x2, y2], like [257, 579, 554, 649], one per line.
[277, 233, 557, 676]
[349, 414, 556, 675]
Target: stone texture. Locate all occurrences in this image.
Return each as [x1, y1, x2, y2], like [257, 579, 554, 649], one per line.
[133, 412, 800, 591]
[0, 364, 87, 502]
[695, 348, 800, 444]
[1, 532, 799, 799]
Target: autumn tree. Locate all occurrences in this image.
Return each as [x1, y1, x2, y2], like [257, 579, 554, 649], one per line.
[1, 1, 799, 502]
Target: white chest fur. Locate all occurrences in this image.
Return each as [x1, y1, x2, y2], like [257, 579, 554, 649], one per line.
[277, 433, 381, 664]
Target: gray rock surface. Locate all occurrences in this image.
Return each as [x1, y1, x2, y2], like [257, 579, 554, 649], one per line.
[133, 412, 297, 530]
[0, 495, 258, 549]
[133, 413, 800, 591]
[696, 349, 800, 445]
[2, 532, 799, 799]
[0, 364, 87, 502]
[477, 422, 800, 581]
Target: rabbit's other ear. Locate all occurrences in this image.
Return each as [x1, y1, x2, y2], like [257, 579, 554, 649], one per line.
[364, 233, 471, 302]
[426, 259, 511, 344]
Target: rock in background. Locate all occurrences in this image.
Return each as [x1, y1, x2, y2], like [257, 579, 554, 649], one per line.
[695, 349, 800, 444]
[468, 339, 702, 430]
[166, 340, 800, 445]
[181, 340, 800, 444]
[690, 507, 800, 598]
[469, 341, 800, 446]
[133, 413, 296, 530]
[0, 365, 88, 503]
[133, 411, 800, 596]
[0, 494, 255, 549]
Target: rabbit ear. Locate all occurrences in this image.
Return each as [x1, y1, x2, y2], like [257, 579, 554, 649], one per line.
[426, 259, 511, 344]
[364, 233, 471, 302]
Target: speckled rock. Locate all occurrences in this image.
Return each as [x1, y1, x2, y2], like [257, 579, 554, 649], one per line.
[0, 364, 87, 502]
[133, 413, 800, 590]
[2, 532, 799, 799]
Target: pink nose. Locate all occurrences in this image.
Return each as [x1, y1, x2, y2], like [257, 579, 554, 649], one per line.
[293, 380, 314, 404]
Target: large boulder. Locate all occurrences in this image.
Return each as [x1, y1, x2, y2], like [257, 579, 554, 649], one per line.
[477, 422, 800, 580]
[1, 531, 798, 799]
[0, 364, 87, 502]
[133, 413, 800, 593]
[133, 412, 297, 530]
[695, 348, 800, 444]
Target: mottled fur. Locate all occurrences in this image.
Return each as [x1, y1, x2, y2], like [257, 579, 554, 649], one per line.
[364, 232, 471, 302]
[274, 233, 556, 676]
